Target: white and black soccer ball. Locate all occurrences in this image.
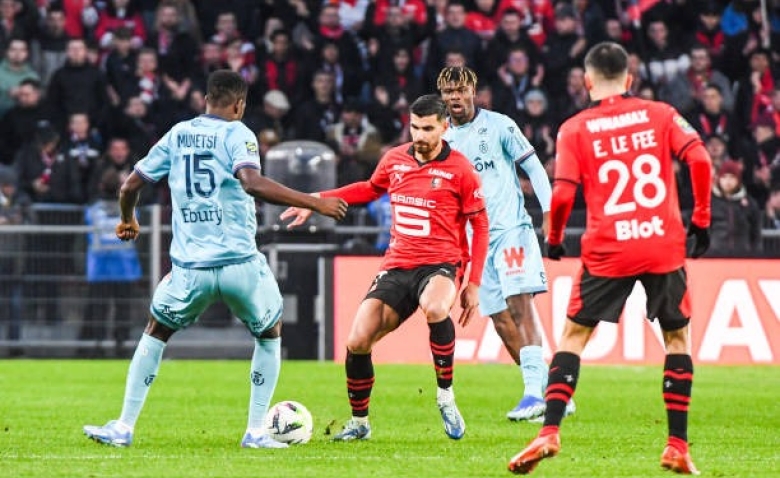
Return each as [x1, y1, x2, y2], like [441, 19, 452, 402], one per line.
[264, 401, 314, 444]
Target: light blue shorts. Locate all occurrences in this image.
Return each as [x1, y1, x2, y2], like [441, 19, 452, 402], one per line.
[150, 256, 283, 337]
[479, 226, 548, 316]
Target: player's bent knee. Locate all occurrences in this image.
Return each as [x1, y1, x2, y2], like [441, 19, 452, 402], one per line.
[422, 303, 450, 322]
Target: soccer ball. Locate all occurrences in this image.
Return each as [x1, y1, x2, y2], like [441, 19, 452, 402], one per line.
[264, 401, 314, 444]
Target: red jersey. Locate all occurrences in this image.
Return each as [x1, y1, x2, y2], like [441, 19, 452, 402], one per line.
[370, 142, 485, 271]
[554, 95, 704, 276]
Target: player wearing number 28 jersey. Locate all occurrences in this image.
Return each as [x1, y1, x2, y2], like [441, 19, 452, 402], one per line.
[508, 43, 711, 476]
[552, 94, 710, 276]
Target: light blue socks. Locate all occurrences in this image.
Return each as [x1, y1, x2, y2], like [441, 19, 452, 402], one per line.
[119, 334, 166, 428]
[519, 345, 547, 399]
[247, 337, 281, 430]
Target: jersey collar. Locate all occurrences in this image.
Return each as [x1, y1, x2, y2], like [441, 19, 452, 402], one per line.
[406, 140, 452, 164]
[447, 107, 481, 128]
[200, 113, 228, 121]
[588, 92, 632, 109]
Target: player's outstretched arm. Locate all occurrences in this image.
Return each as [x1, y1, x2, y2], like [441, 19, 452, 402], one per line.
[281, 180, 385, 229]
[116, 171, 145, 241]
[681, 143, 713, 258]
[237, 168, 347, 221]
[519, 153, 552, 218]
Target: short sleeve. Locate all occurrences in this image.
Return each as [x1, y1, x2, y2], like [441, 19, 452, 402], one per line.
[666, 106, 702, 159]
[553, 123, 581, 184]
[499, 114, 535, 164]
[134, 130, 173, 183]
[459, 159, 486, 215]
[227, 123, 262, 175]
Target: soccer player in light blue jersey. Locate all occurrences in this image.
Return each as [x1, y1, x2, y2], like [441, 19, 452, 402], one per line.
[438, 66, 573, 421]
[83, 70, 347, 449]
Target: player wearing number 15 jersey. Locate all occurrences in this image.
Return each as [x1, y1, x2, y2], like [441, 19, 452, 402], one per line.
[508, 43, 711, 475]
[281, 95, 489, 442]
[83, 70, 346, 450]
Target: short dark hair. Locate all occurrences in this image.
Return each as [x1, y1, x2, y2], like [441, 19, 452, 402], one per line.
[584, 41, 629, 80]
[206, 70, 248, 108]
[409, 94, 447, 120]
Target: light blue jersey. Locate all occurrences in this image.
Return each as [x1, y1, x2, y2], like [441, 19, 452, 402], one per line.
[444, 108, 550, 314]
[135, 114, 262, 268]
[443, 109, 535, 232]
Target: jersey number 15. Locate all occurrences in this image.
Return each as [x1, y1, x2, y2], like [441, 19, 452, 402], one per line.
[184, 153, 216, 198]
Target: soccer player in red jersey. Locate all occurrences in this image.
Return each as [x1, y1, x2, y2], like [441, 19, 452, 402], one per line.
[508, 42, 711, 475]
[281, 94, 489, 441]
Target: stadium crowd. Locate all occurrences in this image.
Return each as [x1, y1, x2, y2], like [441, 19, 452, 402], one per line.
[0, 0, 778, 258]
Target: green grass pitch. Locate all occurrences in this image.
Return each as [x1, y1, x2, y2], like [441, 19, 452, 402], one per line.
[1, 360, 778, 477]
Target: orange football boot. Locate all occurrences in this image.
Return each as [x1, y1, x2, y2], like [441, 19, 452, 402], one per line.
[507, 432, 561, 475]
[661, 445, 700, 475]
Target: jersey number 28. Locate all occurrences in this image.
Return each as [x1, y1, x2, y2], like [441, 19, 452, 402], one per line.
[598, 154, 666, 216]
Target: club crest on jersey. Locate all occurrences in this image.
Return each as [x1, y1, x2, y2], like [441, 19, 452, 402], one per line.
[431, 177, 442, 188]
[479, 141, 488, 154]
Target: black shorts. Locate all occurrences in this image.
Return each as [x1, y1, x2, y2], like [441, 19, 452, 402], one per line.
[567, 266, 690, 331]
[364, 263, 458, 323]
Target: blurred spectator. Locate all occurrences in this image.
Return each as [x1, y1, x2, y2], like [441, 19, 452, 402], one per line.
[193, 40, 226, 89]
[496, 0, 555, 47]
[366, 192, 391, 251]
[689, 84, 738, 147]
[465, 0, 499, 42]
[325, 98, 382, 185]
[106, 95, 157, 157]
[104, 26, 138, 106]
[572, 0, 607, 45]
[0, 163, 28, 345]
[492, 46, 542, 121]
[365, 84, 404, 146]
[46, 38, 110, 131]
[292, 69, 340, 142]
[425, 1, 482, 86]
[145, 0, 199, 81]
[14, 125, 71, 203]
[690, 2, 726, 72]
[257, 29, 304, 106]
[484, 8, 540, 85]
[0, 78, 48, 165]
[708, 159, 762, 256]
[30, 5, 68, 86]
[722, 2, 780, 80]
[626, 51, 653, 97]
[643, 18, 690, 87]
[165, 0, 201, 44]
[303, 39, 364, 104]
[225, 36, 259, 102]
[660, 44, 733, 116]
[551, 65, 588, 123]
[59, 112, 102, 204]
[244, 89, 292, 144]
[209, 10, 254, 65]
[87, 136, 140, 202]
[308, 4, 364, 83]
[475, 83, 493, 109]
[518, 88, 555, 159]
[542, 2, 587, 98]
[0, 0, 31, 53]
[95, 0, 147, 52]
[375, 47, 421, 131]
[78, 168, 141, 356]
[742, 112, 780, 206]
[361, 2, 436, 76]
[370, 0, 428, 28]
[332, 0, 370, 32]
[62, 0, 100, 40]
[733, 48, 778, 139]
[766, 185, 780, 228]
[133, 47, 159, 105]
[704, 133, 734, 173]
[0, 38, 38, 117]
[604, 17, 634, 50]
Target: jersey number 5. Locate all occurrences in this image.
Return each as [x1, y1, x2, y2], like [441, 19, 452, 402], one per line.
[598, 154, 666, 216]
[394, 205, 430, 237]
[184, 153, 215, 198]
